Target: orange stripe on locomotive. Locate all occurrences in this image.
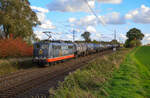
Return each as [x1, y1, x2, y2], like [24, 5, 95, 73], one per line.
[46, 54, 75, 62]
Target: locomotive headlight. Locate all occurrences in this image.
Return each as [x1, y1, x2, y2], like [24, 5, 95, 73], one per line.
[39, 49, 43, 54]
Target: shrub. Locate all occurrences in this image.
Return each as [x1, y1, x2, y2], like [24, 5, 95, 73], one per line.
[129, 40, 141, 48]
[125, 39, 141, 48]
[0, 38, 33, 58]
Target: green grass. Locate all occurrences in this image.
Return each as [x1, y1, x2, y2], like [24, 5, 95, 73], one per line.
[102, 46, 150, 98]
[134, 46, 150, 70]
[49, 49, 130, 98]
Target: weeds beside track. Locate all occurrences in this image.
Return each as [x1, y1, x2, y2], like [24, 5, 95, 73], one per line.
[50, 48, 130, 98]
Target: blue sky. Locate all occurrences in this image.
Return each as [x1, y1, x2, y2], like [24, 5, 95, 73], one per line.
[29, 0, 150, 44]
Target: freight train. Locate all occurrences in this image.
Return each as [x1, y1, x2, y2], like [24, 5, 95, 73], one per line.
[33, 40, 119, 66]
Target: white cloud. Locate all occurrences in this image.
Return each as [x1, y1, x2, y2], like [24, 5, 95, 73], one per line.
[47, 0, 95, 12]
[118, 33, 127, 43]
[31, 6, 56, 39]
[102, 12, 125, 24]
[46, 0, 122, 12]
[91, 32, 102, 41]
[69, 12, 125, 28]
[119, 34, 127, 40]
[36, 12, 45, 22]
[68, 18, 76, 23]
[97, 0, 122, 4]
[66, 34, 73, 40]
[39, 20, 56, 29]
[77, 15, 97, 26]
[67, 12, 125, 41]
[142, 34, 150, 45]
[86, 26, 97, 33]
[126, 5, 150, 24]
[31, 6, 55, 29]
[31, 6, 49, 13]
[34, 30, 46, 40]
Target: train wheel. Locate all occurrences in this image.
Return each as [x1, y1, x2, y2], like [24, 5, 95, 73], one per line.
[83, 52, 85, 56]
[61, 60, 64, 63]
[44, 63, 50, 67]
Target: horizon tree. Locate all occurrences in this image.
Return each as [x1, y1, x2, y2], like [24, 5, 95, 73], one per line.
[110, 39, 119, 44]
[81, 31, 91, 42]
[125, 28, 144, 47]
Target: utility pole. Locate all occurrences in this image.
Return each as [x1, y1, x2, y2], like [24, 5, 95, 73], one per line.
[73, 30, 75, 42]
[113, 30, 117, 51]
[114, 29, 116, 41]
[99, 34, 104, 44]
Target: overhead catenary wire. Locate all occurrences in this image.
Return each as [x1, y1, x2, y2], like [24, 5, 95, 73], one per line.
[83, 0, 114, 33]
[83, 0, 105, 26]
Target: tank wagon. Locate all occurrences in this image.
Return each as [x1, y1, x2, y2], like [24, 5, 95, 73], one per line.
[33, 40, 119, 66]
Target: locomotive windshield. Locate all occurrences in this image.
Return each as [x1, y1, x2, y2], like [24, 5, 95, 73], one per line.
[36, 44, 40, 48]
[35, 44, 48, 49]
[33, 43, 49, 58]
[41, 44, 49, 49]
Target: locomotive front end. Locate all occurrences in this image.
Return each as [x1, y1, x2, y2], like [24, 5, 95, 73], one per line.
[33, 42, 49, 64]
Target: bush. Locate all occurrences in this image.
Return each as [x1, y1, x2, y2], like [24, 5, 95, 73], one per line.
[125, 39, 141, 48]
[129, 40, 141, 48]
[0, 38, 33, 58]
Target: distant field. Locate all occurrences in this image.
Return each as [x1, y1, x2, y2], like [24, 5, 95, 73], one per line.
[135, 46, 150, 67]
[103, 46, 150, 98]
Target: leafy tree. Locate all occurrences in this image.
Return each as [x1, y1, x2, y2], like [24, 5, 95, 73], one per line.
[0, 0, 40, 39]
[125, 39, 130, 47]
[92, 40, 99, 44]
[24, 33, 40, 45]
[81, 31, 91, 42]
[110, 39, 119, 44]
[125, 28, 144, 47]
[126, 28, 144, 41]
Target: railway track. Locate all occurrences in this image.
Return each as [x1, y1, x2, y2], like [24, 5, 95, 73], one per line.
[0, 50, 113, 98]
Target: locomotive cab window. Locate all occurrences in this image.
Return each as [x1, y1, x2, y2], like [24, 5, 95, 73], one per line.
[36, 44, 40, 48]
[42, 44, 49, 49]
[53, 45, 61, 49]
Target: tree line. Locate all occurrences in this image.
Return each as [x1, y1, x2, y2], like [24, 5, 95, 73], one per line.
[81, 28, 144, 47]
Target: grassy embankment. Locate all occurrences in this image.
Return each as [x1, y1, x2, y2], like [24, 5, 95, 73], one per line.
[0, 58, 38, 76]
[102, 46, 150, 98]
[50, 46, 150, 98]
[49, 48, 130, 98]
